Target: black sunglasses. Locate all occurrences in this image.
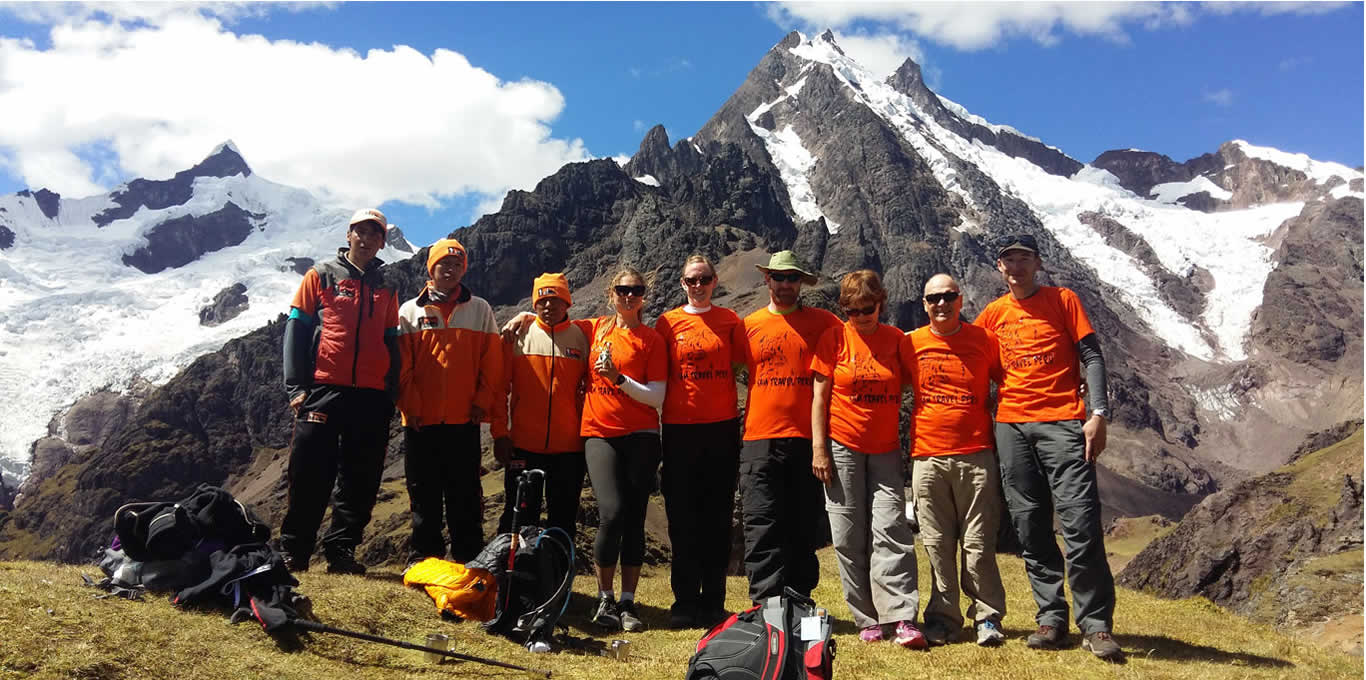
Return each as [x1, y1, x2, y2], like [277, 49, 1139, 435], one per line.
[924, 291, 960, 305]
[843, 304, 877, 317]
[614, 285, 647, 297]
[768, 272, 804, 283]
[682, 275, 715, 286]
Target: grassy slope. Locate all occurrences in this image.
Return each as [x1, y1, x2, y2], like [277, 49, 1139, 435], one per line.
[2, 546, 1359, 680]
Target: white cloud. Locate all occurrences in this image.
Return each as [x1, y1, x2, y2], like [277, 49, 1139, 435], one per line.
[769, 1, 1351, 51]
[0, 5, 589, 210]
[1203, 87, 1234, 107]
[1278, 56, 1313, 72]
[633, 119, 648, 132]
[831, 30, 927, 79]
[769, 2, 1186, 50]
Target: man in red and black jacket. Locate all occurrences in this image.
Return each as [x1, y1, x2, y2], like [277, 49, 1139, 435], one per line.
[279, 208, 401, 575]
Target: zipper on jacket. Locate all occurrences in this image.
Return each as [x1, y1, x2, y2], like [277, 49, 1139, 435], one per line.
[545, 325, 555, 450]
[350, 277, 365, 386]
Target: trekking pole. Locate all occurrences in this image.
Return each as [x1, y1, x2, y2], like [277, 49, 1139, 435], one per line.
[290, 618, 551, 678]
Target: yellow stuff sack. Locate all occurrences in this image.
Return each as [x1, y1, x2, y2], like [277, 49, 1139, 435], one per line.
[403, 557, 497, 622]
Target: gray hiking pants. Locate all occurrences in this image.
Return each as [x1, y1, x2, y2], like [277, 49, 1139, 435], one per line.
[824, 440, 919, 628]
[995, 420, 1115, 634]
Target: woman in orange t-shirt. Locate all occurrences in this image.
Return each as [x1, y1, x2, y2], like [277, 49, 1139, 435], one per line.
[810, 270, 923, 649]
[574, 267, 668, 634]
[654, 254, 746, 629]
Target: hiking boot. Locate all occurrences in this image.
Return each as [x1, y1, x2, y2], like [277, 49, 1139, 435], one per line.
[975, 619, 1005, 647]
[619, 600, 646, 632]
[282, 554, 309, 573]
[1083, 631, 1124, 661]
[325, 554, 367, 575]
[668, 605, 696, 629]
[922, 619, 954, 646]
[893, 621, 928, 650]
[859, 625, 884, 643]
[592, 594, 622, 630]
[1026, 624, 1064, 649]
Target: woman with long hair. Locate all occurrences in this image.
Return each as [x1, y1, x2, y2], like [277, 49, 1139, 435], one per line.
[576, 267, 668, 633]
[654, 254, 746, 628]
[810, 270, 923, 648]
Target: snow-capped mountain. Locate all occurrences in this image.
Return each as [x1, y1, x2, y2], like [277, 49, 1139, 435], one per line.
[725, 31, 1361, 363]
[0, 142, 413, 480]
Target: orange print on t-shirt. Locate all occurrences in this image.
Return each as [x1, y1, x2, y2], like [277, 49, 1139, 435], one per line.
[810, 323, 907, 453]
[973, 286, 1094, 423]
[907, 323, 1000, 457]
[574, 317, 668, 438]
[741, 306, 842, 441]
[656, 306, 746, 425]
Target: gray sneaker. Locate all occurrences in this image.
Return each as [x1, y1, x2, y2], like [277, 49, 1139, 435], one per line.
[592, 594, 622, 630]
[1026, 624, 1064, 649]
[619, 599, 647, 632]
[1083, 631, 1124, 661]
[975, 619, 1005, 647]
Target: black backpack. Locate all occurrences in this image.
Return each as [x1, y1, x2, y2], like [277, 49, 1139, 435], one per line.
[464, 470, 575, 647]
[113, 484, 271, 561]
[686, 588, 835, 680]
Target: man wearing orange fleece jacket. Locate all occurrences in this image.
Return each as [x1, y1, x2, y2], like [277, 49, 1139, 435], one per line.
[396, 238, 502, 564]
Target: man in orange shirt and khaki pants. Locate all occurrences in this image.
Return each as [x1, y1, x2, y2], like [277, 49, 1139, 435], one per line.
[974, 234, 1122, 661]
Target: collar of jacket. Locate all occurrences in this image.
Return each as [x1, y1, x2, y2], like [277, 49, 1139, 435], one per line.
[334, 248, 386, 278]
[417, 282, 473, 307]
[534, 317, 573, 333]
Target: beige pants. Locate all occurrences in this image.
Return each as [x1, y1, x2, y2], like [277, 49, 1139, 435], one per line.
[911, 449, 1007, 629]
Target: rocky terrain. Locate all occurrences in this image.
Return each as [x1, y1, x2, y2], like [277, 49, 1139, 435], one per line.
[1119, 423, 1363, 651]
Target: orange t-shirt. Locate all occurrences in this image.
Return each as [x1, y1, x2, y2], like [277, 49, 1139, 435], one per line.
[576, 317, 668, 438]
[810, 323, 907, 454]
[973, 286, 1094, 423]
[656, 306, 746, 425]
[907, 323, 1001, 457]
[741, 306, 842, 441]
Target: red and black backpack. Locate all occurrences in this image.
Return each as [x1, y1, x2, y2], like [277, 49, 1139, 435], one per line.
[686, 588, 835, 680]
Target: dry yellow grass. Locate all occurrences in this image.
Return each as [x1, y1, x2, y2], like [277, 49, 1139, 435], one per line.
[1, 546, 1360, 680]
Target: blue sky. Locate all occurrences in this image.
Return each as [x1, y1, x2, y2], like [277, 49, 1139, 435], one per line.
[0, 2, 1360, 246]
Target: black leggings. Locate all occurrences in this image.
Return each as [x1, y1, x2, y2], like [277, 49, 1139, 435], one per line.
[585, 432, 661, 568]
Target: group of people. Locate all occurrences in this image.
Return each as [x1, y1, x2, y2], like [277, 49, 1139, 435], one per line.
[277, 207, 1123, 661]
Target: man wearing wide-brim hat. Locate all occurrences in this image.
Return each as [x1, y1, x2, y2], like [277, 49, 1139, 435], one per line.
[737, 250, 842, 601]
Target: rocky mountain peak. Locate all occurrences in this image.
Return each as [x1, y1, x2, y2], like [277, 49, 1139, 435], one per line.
[92, 140, 254, 227]
[192, 140, 253, 180]
[816, 29, 845, 55]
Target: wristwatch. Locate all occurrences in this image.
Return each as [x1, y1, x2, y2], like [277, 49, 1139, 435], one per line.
[615, 374, 627, 386]
[1092, 408, 1107, 420]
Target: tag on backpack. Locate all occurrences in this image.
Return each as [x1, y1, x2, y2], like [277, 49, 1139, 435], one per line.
[800, 615, 821, 641]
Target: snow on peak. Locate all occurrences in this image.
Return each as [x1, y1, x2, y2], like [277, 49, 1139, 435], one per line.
[0, 161, 410, 476]
[784, 32, 1299, 364]
[1150, 175, 1233, 203]
[633, 174, 661, 187]
[211, 139, 241, 156]
[1232, 140, 1361, 186]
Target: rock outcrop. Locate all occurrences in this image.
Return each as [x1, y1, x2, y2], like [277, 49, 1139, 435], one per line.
[92, 143, 252, 227]
[122, 202, 262, 274]
[1118, 424, 1364, 629]
[199, 283, 250, 327]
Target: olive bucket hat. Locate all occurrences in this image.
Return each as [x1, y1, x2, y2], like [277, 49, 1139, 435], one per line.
[755, 250, 818, 285]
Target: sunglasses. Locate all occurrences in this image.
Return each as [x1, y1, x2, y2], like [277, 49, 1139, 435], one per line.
[843, 304, 877, 317]
[614, 285, 647, 297]
[682, 275, 715, 286]
[768, 272, 804, 283]
[923, 291, 960, 304]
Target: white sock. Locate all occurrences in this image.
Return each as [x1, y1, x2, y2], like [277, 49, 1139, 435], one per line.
[621, 591, 635, 604]
[600, 589, 615, 600]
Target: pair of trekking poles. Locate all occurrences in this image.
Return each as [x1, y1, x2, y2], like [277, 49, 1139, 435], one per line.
[288, 469, 553, 678]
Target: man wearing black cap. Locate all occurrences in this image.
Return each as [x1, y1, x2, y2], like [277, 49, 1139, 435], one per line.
[973, 234, 1122, 661]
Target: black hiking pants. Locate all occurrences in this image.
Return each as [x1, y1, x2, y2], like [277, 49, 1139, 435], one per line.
[585, 432, 661, 568]
[404, 422, 485, 563]
[497, 448, 588, 539]
[662, 418, 741, 616]
[740, 436, 826, 602]
[280, 384, 392, 563]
